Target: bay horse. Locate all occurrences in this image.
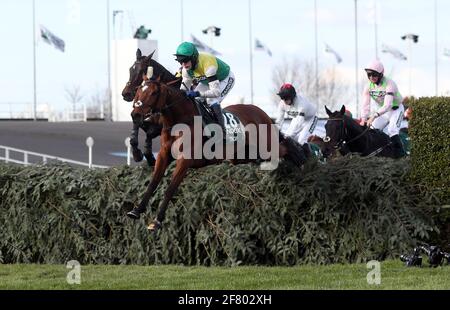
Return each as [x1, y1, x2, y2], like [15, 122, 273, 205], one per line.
[127, 76, 309, 232]
[322, 105, 402, 159]
[121, 49, 181, 166]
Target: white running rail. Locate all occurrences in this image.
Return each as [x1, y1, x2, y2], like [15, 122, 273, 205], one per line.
[0, 144, 108, 169]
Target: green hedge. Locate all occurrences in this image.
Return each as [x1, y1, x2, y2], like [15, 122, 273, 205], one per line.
[410, 97, 450, 201]
[0, 156, 443, 266]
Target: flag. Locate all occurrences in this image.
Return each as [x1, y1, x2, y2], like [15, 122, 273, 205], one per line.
[190, 34, 221, 56]
[39, 25, 65, 52]
[255, 38, 272, 57]
[324, 43, 342, 63]
[381, 43, 407, 60]
[443, 48, 450, 59]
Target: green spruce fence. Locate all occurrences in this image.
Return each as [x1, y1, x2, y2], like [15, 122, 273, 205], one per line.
[0, 156, 442, 266]
[410, 97, 450, 202]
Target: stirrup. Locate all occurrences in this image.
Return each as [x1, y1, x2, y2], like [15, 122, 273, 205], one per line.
[147, 219, 162, 231]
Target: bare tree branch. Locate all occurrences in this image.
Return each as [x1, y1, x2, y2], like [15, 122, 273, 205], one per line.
[271, 58, 352, 117]
[64, 85, 84, 112]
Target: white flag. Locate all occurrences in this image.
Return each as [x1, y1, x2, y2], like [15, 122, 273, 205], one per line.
[443, 48, 450, 59]
[39, 25, 65, 52]
[255, 38, 272, 57]
[324, 43, 342, 63]
[190, 34, 221, 56]
[381, 43, 407, 60]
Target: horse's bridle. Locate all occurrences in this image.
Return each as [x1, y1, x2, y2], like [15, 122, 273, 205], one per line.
[325, 117, 370, 151]
[134, 81, 181, 121]
[126, 60, 182, 96]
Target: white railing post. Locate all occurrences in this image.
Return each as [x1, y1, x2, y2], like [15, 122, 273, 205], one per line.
[125, 137, 131, 166]
[100, 103, 104, 119]
[86, 137, 94, 169]
[84, 103, 88, 122]
[43, 156, 47, 164]
[0, 144, 108, 169]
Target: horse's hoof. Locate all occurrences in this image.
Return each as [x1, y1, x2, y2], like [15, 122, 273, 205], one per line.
[126, 209, 142, 220]
[147, 220, 161, 232]
[132, 148, 144, 162]
[144, 152, 156, 167]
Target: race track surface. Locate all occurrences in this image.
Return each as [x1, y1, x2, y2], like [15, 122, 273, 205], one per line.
[0, 121, 160, 167]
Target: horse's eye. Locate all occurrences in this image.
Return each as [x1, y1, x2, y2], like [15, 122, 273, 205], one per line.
[324, 136, 331, 143]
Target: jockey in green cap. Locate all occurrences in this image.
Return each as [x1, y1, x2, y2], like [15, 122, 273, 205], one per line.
[174, 42, 235, 130]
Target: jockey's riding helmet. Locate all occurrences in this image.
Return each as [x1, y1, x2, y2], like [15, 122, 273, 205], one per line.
[277, 83, 297, 102]
[174, 42, 199, 68]
[364, 59, 384, 83]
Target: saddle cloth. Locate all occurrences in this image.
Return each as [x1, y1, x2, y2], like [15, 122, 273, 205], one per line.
[194, 99, 245, 144]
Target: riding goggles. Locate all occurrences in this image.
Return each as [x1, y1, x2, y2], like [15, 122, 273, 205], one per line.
[176, 56, 191, 64]
[366, 70, 382, 78]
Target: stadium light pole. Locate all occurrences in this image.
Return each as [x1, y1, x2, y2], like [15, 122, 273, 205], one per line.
[402, 34, 419, 96]
[373, 0, 379, 59]
[248, 0, 254, 105]
[354, 0, 359, 117]
[106, 0, 112, 121]
[113, 10, 123, 123]
[314, 0, 319, 106]
[180, 0, 184, 41]
[434, 0, 438, 96]
[32, 0, 37, 121]
[202, 26, 221, 48]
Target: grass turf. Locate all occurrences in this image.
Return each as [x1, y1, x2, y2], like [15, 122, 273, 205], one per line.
[0, 260, 449, 290]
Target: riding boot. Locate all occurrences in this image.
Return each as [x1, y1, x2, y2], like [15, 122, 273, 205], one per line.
[390, 134, 406, 158]
[211, 103, 225, 134]
[301, 143, 312, 160]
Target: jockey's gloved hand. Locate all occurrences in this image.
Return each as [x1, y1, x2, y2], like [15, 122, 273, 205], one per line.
[186, 90, 200, 98]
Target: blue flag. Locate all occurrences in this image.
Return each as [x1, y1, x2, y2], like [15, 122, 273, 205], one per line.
[324, 43, 342, 63]
[191, 34, 220, 56]
[40, 25, 65, 52]
[381, 43, 407, 61]
[255, 38, 272, 57]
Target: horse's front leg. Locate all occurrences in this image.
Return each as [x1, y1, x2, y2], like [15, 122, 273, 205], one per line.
[143, 123, 162, 167]
[148, 158, 193, 232]
[126, 145, 171, 220]
[130, 121, 144, 162]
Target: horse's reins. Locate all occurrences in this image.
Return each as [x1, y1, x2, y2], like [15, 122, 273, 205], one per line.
[139, 81, 187, 125]
[166, 78, 182, 87]
[327, 117, 371, 151]
[327, 117, 391, 156]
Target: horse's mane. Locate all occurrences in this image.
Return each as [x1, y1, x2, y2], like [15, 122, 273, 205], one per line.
[140, 56, 178, 83]
[343, 114, 364, 132]
[160, 81, 187, 98]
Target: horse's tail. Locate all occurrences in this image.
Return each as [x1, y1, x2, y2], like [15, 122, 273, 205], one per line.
[279, 132, 309, 167]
